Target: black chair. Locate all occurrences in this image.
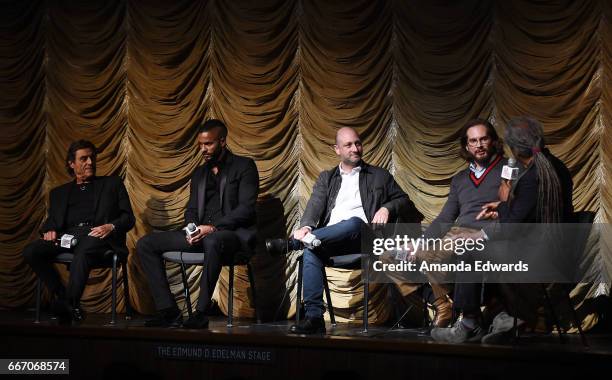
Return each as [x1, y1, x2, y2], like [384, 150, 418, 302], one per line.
[161, 251, 260, 327]
[512, 210, 594, 347]
[34, 249, 133, 325]
[296, 253, 371, 333]
[294, 200, 423, 333]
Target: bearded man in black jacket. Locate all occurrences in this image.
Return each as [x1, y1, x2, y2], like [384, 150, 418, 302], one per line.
[137, 119, 259, 329]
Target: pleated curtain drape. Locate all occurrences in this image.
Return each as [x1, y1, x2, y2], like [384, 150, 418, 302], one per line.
[1, 0, 610, 329]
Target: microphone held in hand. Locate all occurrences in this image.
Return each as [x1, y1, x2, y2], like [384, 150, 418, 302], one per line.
[501, 157, 519, 181]
[58, 234, 78, 249]
[301, 233, 321, 249]
[183, 223, 199, 239]
[265, 232, 322, 256]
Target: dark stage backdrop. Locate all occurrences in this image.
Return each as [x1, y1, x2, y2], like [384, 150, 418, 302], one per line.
[1, 0, 610, 329]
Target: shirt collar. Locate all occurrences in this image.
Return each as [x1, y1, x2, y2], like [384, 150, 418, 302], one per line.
[469, 154, 497, 174]
[338, 163, 361, 175]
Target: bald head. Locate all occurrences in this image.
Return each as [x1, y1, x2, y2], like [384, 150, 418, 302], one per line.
[335, 127, 360, 145]
[334, 127, 363, 169]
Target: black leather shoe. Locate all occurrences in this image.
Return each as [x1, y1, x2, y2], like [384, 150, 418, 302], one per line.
[289, 317, 326, 335]
[71, 307, 85, 323]
[50, 299, 71, 325]
[144, 307, 182, 328]
[265, 238, 303, 256]
[182, 311, 210, 329]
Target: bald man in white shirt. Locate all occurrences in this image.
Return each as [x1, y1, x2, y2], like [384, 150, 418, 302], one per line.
[288, 127, 410, 334]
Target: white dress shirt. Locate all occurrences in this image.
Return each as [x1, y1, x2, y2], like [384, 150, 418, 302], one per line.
[327, 164, 368, 226]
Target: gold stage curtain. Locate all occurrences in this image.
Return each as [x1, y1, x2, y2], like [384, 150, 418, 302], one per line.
[1, 0, 611, 329]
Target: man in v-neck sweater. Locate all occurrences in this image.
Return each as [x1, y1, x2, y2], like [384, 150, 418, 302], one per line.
[423, 119, 506, 342]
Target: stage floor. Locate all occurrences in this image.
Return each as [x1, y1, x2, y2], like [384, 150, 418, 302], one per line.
[2, 311, 612, 379]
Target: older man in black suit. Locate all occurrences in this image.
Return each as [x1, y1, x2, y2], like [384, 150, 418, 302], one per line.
[22, 140, 135, 324]
[137, 119, 259, 329]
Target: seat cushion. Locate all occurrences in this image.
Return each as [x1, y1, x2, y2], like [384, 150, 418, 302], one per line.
[54, 253, 75, 263]
[327, 253, 362, 269]
[162, 251, 251, 265]
[162, 251, 205, 265]
[53, 249, 121, 265]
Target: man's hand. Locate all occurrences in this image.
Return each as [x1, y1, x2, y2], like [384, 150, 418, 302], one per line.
[293, 226, 311, 241]
[476, 201, 501, 220]
[42, 230, 57, 241]
[372, 207, 390, 225]
[89, 224, 114, 239]
[187, 225, 216, 245]
[397, 241, 417, 262]
[447, 229, 486, 241]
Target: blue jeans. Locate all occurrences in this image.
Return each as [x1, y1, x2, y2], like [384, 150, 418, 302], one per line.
[303, 217, 366, 319]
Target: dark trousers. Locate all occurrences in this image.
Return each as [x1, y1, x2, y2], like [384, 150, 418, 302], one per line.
[303, 217, 365, 319]
[453, 283, 482, 315]
[452, 247, 483, 315]
[452, 242, 506, 316]
[22, 236, 111, 306]
[136, 230, 241, 313]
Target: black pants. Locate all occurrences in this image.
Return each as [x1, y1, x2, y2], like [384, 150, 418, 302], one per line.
[453, 242, 506, 316]
[136, 230, 242, 313]
[22, 235, 111, 306]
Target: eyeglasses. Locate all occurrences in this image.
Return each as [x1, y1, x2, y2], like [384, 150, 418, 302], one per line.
[467, 136, 491, 147]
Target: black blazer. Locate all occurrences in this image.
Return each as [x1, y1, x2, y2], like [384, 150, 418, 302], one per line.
[184, 150, 259, 253]
[492, 151, 573, 226]
[300, 162, 410, 229]
[41, 176, 135, 256]
[497, 163, 539, 224]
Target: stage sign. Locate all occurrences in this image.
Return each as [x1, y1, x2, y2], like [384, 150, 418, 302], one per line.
[155, 344, 275, 364]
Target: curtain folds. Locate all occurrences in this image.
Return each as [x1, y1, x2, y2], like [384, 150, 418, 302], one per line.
[1, 0, 610, 329]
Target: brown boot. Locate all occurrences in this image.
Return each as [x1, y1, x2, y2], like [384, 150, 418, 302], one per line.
[432, 295, 452, 328]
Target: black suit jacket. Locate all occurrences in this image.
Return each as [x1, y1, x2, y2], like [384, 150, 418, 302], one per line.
[300, 162, 410, 229]
[484, 152, 573, 239]
[184, 150, 259, 253]
[495, 150, 573, 225]
[41, 176, 135, 256]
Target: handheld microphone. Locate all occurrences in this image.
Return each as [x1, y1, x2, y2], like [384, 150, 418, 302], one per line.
[301, 233, 321, 249]
[58, 234, 78, 249]
[183, 223, 199, 239]
[501, 157, 519, 181]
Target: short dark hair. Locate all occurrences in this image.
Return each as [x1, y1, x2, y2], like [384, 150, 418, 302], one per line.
[66, 140, 97, 176]
[198, 119, 228, 139]
[459, 118, 503, 160]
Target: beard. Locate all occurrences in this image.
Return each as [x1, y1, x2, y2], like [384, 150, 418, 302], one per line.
[470, 145, 497, 166]
[342, 154, 362, 167]
[204, 147, 225, 165]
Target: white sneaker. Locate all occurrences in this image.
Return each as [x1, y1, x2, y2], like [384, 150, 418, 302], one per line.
[481, 311, 524, 344]
[431, 319, 484, 344]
